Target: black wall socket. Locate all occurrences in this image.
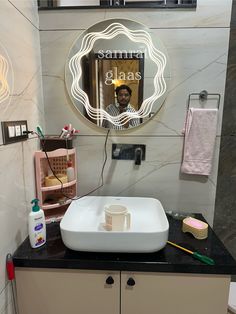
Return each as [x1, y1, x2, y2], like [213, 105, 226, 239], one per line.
[1, 120, 28, 145]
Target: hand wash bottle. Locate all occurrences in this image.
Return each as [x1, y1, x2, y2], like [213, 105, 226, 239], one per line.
[28, 199, 46, 248]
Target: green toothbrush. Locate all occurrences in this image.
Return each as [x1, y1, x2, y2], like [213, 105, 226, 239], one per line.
[167, 241, 215, 265]
[36, 126, 44, 138]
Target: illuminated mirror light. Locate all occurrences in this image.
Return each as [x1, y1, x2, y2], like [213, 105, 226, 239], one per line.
[69, 22, 167, 127]
[0, 54, 10, 104]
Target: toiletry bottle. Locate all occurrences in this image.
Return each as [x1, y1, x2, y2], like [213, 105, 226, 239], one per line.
[28, 199, 46, 248]
[66, 160, 75, 181]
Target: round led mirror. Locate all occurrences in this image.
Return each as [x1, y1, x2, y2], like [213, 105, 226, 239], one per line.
[65, 18, 170, 130]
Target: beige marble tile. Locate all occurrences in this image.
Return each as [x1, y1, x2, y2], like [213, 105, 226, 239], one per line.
[0, 144, 27, 290]
[9, 0, 39, 28]
[74, 135, 220, 226]
[0, 139, 39, 293]
[0, 3, 42, 121]
[0, 282, 13, 314]
[39, 9, 106, 30]
[0, 0, 44, 302]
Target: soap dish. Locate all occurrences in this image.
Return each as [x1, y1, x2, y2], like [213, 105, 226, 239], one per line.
[182, 217, 208, 240]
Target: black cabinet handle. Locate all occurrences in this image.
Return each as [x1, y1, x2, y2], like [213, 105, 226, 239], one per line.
[106, 276, 114, 285]
[127, 277, 135, 286]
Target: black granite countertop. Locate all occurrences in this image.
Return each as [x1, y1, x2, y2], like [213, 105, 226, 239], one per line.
[13, 214, 236, 275]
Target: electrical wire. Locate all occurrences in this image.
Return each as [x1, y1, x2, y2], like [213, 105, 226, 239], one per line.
[37, 129, 110, 203]
[76, 128, 110, 199]
[41, 139, 72, 201]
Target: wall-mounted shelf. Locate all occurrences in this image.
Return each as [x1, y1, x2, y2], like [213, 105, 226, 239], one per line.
[38, 0, 197, 10]
[42, 199, 73, 211]
[34, 148, 77, 217]
[41, 180, 77, 192]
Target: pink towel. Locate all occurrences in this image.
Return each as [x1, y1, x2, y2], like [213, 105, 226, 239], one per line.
[181, 108, 218, 176]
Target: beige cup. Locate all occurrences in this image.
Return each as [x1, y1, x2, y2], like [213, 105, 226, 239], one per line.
[104, 204, 131, 231]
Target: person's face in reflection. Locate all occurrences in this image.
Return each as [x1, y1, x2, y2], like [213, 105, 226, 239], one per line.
[117, 89, 131, 108]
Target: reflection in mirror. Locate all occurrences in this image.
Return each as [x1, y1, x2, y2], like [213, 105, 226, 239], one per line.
[83, 51, 144, 127]
[65, 19, 170, 130]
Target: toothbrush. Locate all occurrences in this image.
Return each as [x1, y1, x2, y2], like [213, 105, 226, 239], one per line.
[60, 127, 68, 138]
[167, 241, 215, 265]
[36, 126, 44, 138]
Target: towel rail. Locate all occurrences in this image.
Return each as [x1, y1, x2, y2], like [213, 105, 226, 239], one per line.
[187, 90, 221, 110]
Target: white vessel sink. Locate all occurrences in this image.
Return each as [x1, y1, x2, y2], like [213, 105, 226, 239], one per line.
[60, 196, 169, 253]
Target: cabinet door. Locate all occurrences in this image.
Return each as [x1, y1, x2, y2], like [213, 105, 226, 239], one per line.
[16, 268, 119, 314]
[121, 272, 230, 314]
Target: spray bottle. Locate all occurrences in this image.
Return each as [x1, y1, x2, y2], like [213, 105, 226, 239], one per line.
[28, 199, 46, 248]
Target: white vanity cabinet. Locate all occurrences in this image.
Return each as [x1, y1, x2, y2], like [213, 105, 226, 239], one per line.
[15, 268, 120, 314]
[121, 272, 230, 314]
[15, 268, 230, 314]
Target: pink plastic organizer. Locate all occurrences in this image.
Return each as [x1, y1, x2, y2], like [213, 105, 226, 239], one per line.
[34, 148, 77, 215]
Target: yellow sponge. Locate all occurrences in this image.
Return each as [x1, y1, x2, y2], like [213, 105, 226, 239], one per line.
[45, 174, 68, 187]
[182, 217, 208, 240]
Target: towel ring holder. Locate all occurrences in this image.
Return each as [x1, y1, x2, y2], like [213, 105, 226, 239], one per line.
[187, 90, 221, 110]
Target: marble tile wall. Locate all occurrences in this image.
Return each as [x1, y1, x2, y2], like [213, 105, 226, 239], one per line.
[0, 1, 43, 313]
[39, 0, 232, 228]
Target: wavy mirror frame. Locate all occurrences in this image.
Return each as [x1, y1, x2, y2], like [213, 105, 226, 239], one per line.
[69, 22, 167, 127]
[0, 54, 10, 103]
[0, 43, 13, 111]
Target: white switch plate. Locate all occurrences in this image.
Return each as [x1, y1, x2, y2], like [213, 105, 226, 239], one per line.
[15, 125, 21, 136]
[21, 124, 27, 134]
[8, 126, 15, 138]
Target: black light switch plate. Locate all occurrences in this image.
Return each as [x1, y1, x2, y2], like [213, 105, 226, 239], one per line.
[1, 120, 28, 145]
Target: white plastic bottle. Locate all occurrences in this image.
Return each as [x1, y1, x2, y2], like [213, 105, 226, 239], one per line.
[28, 199, 46, 248]
[66, 160, 75, 181]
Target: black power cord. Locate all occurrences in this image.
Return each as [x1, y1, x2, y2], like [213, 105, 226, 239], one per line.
[77, 129, 110, 199]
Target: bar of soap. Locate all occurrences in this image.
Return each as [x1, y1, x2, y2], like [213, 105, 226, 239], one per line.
[182, 217, 208, 240]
